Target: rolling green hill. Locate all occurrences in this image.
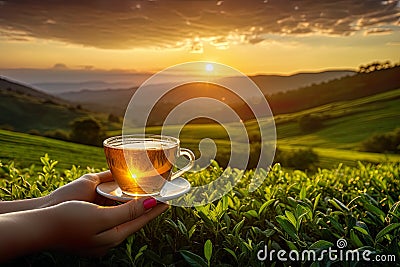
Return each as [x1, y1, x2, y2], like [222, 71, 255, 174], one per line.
[0, 77, 88, 132]
[0, 129, 106, 170]
[268, 65, 400, 115]
[114, 87, 400, 168]
[0, 77, 120, 135]
[275, 88, 400, 149]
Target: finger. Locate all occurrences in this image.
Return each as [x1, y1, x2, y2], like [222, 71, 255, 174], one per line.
[100, 197, 157, 230]
[124, 203, 169, 232]
[92, 203, 169, 247]
[81, 170, 113, 185]
[94, 170, 114, 183]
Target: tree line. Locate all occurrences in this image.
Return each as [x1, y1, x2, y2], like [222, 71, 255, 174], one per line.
[358, 60, 398, 73]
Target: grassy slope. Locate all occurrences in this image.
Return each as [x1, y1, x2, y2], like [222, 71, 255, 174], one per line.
[0, 86, 120, 134]
[0, 129, 106, 170]
[276, 88, 400, 149]
[260, 88, 400, 167]
[115, 88, 400, 168]
[0, 91, 86, 132]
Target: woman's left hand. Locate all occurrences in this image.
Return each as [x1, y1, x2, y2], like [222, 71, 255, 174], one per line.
[45, 171, 116, 206]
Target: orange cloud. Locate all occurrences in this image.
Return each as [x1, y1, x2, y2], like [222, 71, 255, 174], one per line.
[0, 0, 398, 50]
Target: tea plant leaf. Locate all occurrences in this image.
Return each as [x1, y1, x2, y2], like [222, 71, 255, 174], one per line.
[362, 202, 385, 224]
[233, 218, 245, 236]
[210, 160, 219, 169]
[350, 229, 364, 247]
[285, 211, 297, 228]
[286, 240, 298, 251]
[223, 248, 237, 262]
[329, 198, 349, 212]
[276, 215, 298, 240]
[0, 186, 11, 196]
[180, 250, 208, 267]
[215, 195, 229, 219]
[245, 210, 258, 219]
[287, 196, 297, 207]
[293, 205, 309, 231]
[309, 240, 333, 250]
[258, 199, 276, 216]
[204, 239, 212, 264]
[188, 224, 196, 239]
[144, 249, 165, 265]
[299, 186, 306, 200]
[353, 226, 369, 236]
[363, 193, 380, 206]
[177, 220, 188, 237]
[375, 223, 400, 242]
[355, 221, 370, 235]
[196, 210, 214, 227]
[325, 215, 345, 234]
[252, 226, 276, 238]
[313, 193, 322, 212]
[165, 233, 174, 248]
[165, 218, 178, 231]
[134, 245, 147, 262]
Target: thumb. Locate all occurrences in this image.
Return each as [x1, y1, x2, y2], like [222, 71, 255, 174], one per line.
[94, 170, 114, 183]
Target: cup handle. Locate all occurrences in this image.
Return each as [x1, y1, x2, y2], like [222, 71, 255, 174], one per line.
[171, 148, 195, 179]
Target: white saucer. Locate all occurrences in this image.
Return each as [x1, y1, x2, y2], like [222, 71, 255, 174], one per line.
[96, 177, 191, 202]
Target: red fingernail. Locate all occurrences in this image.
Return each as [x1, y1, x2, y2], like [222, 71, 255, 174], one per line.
[143, 198, 157, 210]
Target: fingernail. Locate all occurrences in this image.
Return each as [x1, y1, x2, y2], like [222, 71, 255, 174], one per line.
[143, 198, 157, 210]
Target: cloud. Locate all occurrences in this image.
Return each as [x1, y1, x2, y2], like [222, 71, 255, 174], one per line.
[52, 63, 68, 69]
[364, 27, 393, 35]
[0, 0, 398, 50]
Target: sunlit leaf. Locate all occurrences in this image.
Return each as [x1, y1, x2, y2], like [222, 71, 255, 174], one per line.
[204, 239, 212, 263]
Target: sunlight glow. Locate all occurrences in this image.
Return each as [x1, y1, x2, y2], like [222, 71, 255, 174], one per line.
[205, 63, 214, 72]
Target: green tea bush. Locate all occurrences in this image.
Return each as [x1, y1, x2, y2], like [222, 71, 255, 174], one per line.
[0, 155, 399, 266]
[361, 128, 400, 154]
[274, 147, 319, 171]
[298, 114, 324, 133]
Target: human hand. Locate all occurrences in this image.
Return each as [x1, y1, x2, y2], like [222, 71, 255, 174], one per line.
[45, 171, 115, 207]
[0, 171, 115, 214]
[0, 196, 168, 261]
[49, 197, 168, 256]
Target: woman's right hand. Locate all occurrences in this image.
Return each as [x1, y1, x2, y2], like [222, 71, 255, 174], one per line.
[50, 198, 168, 255]
[0, 197, 168, 261]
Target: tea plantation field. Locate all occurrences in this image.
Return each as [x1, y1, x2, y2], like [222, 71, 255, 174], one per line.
[0, 156, 399, 266]
[112, 88, 400, 169]
[0, 129, 106, 170]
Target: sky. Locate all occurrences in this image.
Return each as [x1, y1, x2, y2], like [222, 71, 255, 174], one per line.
[0, 0, 399, 84]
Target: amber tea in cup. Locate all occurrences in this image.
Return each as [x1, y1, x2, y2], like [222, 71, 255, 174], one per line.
[103, 135, 195, 196]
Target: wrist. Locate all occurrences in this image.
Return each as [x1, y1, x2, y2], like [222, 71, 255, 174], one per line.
[0, 195, 50, 214]
[0, 205, 59, 261]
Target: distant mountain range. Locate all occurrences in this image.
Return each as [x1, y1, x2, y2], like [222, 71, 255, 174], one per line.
[1, 67, 399, 132]
[33, 81, 136, 94]
[57, 70, 355, 116]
